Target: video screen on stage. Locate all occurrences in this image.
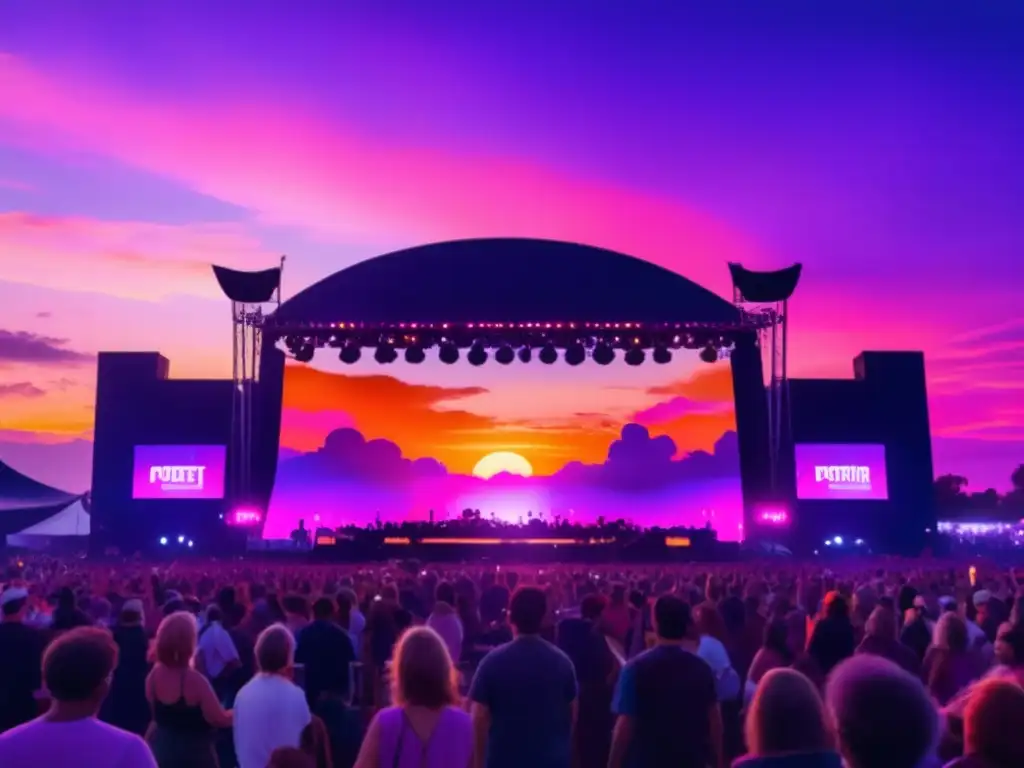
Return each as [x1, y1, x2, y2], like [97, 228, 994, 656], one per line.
[132, 445, 227, 500]
[794, 443, 888, 500]
[265, 349, 744, 540]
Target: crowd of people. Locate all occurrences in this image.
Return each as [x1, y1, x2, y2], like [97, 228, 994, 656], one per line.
[1, 555, 1024, 767]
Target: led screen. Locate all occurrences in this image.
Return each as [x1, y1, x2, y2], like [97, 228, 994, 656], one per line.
[265, 348, 744, 540]
[795, 443, 888, 500]
[132, 445, 227, 500]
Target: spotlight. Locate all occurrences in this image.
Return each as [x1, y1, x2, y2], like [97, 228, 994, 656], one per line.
[467, 342, 488, 366]
[293, 344, 315, 363]
[494, 345, 515, 365]
[339, 344, 361, 364]
[652, 346, 672, 364]
[374, 344, 397, 364]
[159, 536, 168, 546]
[564, 342, 585, 366]
[438, 342, 459, 364]
[404, 346, 426, 364]
[624, 348, 645, 366]
[177, 535, 185, 544]
[699, 344, 718, 363]
[187, 540, 194, 548]
[539, 344, 558, 365]
[517, 346, 532, 363]
[592, 343, 614, 365]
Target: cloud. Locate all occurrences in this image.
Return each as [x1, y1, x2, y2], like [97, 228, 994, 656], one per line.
[0, 178, 33, 192]
[0, 211, 276, 301]
[35, 311, 51, 319]
[633, 396, 730, 426]
[0, 381, 45, 398]
[0, 329, 93, 365]
[0, 53, 760, 292]
[0, 435, 93, 493]
[646, 364, 734, 402]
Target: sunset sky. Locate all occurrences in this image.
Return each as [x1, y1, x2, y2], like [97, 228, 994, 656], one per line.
[0, 2, 1022, 493]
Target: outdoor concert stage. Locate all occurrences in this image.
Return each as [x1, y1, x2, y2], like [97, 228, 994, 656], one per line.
[88, 238, 936, 557]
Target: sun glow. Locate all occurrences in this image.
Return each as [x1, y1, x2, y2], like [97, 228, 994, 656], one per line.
[471, 451, 534, 480]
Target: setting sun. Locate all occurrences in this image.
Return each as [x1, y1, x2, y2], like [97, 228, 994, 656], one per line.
[472, 451, 535, 480]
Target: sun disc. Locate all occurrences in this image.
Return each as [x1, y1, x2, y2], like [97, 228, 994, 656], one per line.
[472, 451, 534, 480]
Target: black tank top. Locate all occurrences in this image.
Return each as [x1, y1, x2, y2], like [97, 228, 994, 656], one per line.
[151, 669, 212, 735]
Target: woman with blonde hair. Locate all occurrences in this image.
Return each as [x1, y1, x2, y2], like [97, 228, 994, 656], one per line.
[737, 668, 840, 767]
[146, 611, 232, 767]
[354, 626, 472, 768]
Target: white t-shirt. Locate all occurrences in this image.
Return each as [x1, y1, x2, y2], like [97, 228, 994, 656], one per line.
[697, 635, 741, 702]
[232, 674, 311, 768]
[0, 717, 157, 768]
[196, 622, 239, 679]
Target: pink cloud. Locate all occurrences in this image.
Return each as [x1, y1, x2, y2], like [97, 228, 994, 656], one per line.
[0, 211, 276, 300]
[0, 53, 760, 293]
[279, 407, 356, 450]
[633, 397, 729, 426]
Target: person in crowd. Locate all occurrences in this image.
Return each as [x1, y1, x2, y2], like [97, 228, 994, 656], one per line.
[974, 591, 1005, 644]
[901, 599, 935, 663]
[826, 655, 939, 768]
[624, 590, 650, 659]
[146, 611, 232, 768]
[269, 746, 316, 768]
[102, 598, 152, 736]
[296, 597, 357, 707]
[807, 592, 855, 677]
[694, 602, 742, 702]
[602, 584, 632, 646]
[747, 618, 794, 688]
[426, 581, 464, 667]
[0, 586, 45, 734]
[51, 586, 91, 632]
[948, 678, 1024, 768]
[196, 604, 241, 702]
[609, 596, 721, 768]
[0, 627, 158, 768]
[354, 626, 472, 767]
[470, 586, 578, 768]
[338, 588, 365, 657]
[283, 596, 312, 637]
[850, 585, 879, 646]
[233, 624, 312, 768]
[923, 613, 981, 706]
[558, 593, 618, 768]
[855, 606, 921, 676]
[736, 667, 840, 768]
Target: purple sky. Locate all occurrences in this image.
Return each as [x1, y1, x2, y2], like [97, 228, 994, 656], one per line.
[0, 1, 1021, 493]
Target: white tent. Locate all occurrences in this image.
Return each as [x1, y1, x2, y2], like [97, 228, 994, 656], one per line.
[7, 497, 90, 549]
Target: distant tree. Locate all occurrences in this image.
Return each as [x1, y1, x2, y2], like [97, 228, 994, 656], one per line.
[1005, 464, 1024, 511]
[934, 474, 969, 508]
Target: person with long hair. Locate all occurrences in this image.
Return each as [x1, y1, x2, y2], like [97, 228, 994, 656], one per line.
[146, 611, 232, 768]
[923, 613, 980, 706]
[354, 626, 471, 767]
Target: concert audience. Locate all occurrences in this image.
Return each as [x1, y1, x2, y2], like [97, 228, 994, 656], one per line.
[354, 625, 471, 767]
[923, 613, 982, 706]
[196, 604, 241, 700]
[0, 586, 45, 733]
[470, 586, 577, 768]
[609, 595, 721, 768]
[952, 678, 1024, 768]
[856, 606, 922, 676]
[296, 597, 357, 706]
[0, 626, 157, 767]
[102, 598, 151, 735]
[146, 611, 232, 767]
[807, 592, 855, 677]
[233, 624, 311, 768]
[51, 586, 92, 632]
[425, 581, 463, 666]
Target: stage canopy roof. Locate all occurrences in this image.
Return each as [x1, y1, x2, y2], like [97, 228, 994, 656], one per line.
[9, 497, 90, 541]
[271, 238, 742, 327]
[0, 461, 82, 534]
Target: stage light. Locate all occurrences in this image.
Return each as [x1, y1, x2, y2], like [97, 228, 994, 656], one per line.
[517, 346, 532, 363]
[564, 342, 585, 366]
[624, 348, 645, 366]
[228, 508, 262, 526]
[404, 346, 426, 364]
[438, 342, 459, 364]
[833, 536, 843, 546]
[539, 344, 558, 365]
[177, 535, 185, 544]
[699, 344, 718, 363]
[159, 537, 168, 546]
[855, 538, 865, 546]
[592, 343, 614, 365]
[467, 343, 488, 366]
[187, 540, 194, 548]
[374, 344, 397, 364]
[293, 344, 315, 363]
[494, 345, 515, 365]
[339, 344, 361, 364]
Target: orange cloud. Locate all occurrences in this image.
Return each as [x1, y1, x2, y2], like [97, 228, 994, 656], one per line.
[646, 363, 735, 402]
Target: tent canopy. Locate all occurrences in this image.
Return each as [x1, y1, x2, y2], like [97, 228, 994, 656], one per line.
[0, 461, 82, 534]
[12, 497, 90, 538]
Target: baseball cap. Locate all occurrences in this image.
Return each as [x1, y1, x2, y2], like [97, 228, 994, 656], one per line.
[0, 586, 29, 607]
[973, 589, 993, 607]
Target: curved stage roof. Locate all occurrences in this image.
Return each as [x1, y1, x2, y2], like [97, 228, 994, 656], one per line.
[272, 238, 740, 326]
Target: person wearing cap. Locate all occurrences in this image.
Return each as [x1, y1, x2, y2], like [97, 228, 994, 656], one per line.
[0, 586, 46, 733]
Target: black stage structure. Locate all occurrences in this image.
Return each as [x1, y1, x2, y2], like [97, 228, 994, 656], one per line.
[89, 238, 936, 556]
